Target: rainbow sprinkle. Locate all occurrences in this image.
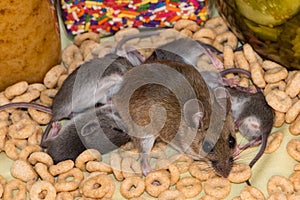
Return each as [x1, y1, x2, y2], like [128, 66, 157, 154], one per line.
[60, 0, 209, 37]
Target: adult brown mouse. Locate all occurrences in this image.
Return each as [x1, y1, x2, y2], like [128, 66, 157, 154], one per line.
[113, 60, 237, 177]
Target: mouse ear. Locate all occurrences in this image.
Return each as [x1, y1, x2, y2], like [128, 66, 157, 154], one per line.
[214, 87, 230, 110]
[183, 98, 204, 128]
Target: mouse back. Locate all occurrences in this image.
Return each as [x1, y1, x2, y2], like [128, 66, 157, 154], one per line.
[51, 54, 133, 122]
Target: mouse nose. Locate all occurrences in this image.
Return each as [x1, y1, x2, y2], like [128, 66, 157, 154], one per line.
[211, 159, 233, 178]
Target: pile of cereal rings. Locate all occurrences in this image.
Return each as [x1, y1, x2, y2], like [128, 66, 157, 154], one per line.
[0, 16, 300, 199]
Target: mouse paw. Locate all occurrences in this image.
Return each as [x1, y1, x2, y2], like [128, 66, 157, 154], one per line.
[50, 121, 61, 137]
[223, 77, 239, 87]
[141, 156, 152, 176]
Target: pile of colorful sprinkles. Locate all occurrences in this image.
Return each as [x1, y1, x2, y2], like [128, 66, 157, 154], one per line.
[60, 0, 208, 37]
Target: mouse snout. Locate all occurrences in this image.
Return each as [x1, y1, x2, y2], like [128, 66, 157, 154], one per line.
[211, 158, 234, 178]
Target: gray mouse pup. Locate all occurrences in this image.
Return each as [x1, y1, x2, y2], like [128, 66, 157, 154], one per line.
[113, 60, 237, 178]
[44, 105, 130, 163]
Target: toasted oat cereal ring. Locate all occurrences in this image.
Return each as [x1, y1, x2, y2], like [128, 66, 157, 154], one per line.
[0, 184, 3, 198]
[264, 81, 286, 96]
[243, 43, 257, 64]
[120, 176, 145, 199]
[240, 186, 265, 200]
[119, 147, 140, 160]
[189, 161, 215, 181]
[80, 40, 100, 60]
[289, 171, 300, 192]
[67, 60, 83, 74]
[0, 174, 6, 186]
[40, 89, 58, 106]
[262, 60, 283, 70]
[4, 139, 27, 160]
[223, 45, 235, 78]
[4, 179, 26, 200]
[19, 144, 42, 161]
[10, 159, 38, 182]
[92, 41, 116, 58]
[176, 177, 202, 198]
[250, 62, 266, 88]
[56, 192, 73, 200]
[62, 44, 83, 67]
[29, 180, 56, 200]
[28, 151, 54, 166]
[0, 119, 9, 129]
[287, 139, 300, 161]
[267, 175, 294, 195]
[10, 110, 30, 123]
[204, 177, 231, 199]
[265, 132, 283, 154]
[149, 147, 167, 168]
[286, 100, 300, 123]
[145, 170, 171, 197]
[8, 118, 36, 139]
[11, 89, 40, 103]
[167, 164, 180, 185]
[4, 81, 28, 100]
[238, 77, 250, 88]
[264, 67, 288, 83]
[35, 162, 54, 183]
[265, 89, 292, 112]
[43, 65, 67, 89]
[285, 71, 300, 98]
[234, 51, 250, 74]
[267, 192, 287, 200]
[114, 28, 140, 44]
[0, 126, 7, 150]
[74, 32, 99, 47]
[86, 161, 112, 173]
[228, 163, 252, 183]
[193, 28, 217, 44]
[0, 92, 10, 107]
[75, 149, 101, 171]
[158, 189, 185, 200]
[110, 152, 123, 181]
[180, 29, 193, 38]
[169, 154, 194, 174]
[122, 156, 142, 178]
[69, 189, 81, 199]
[204, 17, 228, 34]
[0, 110, 9, 120]
[81, 174, 114, 198]
[290, 115, 300, 135]
[57, 74, 68, 89]
[213, 31, 238, 52]
[156, 160, 180, 186]
[174, 19, 197, 31]
[0, 93, 10, 107]
[288, 193, 300, 200]
[28, 108, 51, 125]
[28, 83, 47, 92]
[185, 23, 200, 32]
[28, 125, 43, 146]
[56, 168, 83, 192]
[199, 195, 219, 200]
[294, 163, 300, 171]
[49, 160, 74, 176]
[273, 111, 285, 128]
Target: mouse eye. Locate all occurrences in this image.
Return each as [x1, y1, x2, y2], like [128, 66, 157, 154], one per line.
[202, 140, 214, 154]
[228, 135, 236, 149]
